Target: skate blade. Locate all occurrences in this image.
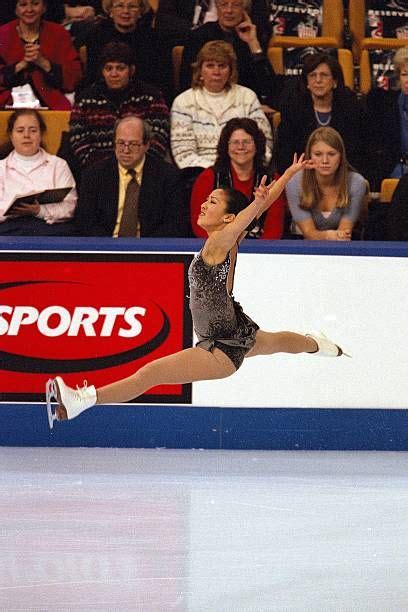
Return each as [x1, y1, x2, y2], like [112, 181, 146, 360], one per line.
[318, 330, 352, 358]
[45, 378, 59, 430]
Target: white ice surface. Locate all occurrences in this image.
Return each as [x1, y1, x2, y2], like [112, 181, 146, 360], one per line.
[0, 448, 407, 611]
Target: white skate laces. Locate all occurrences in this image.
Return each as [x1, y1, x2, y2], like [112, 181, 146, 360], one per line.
[46, 376, 97, 429]
[306, 332, 351, 358]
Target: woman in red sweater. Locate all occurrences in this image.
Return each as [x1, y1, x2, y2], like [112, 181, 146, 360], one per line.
[190, 117, 285, 239]
[0, 0, 82, 109]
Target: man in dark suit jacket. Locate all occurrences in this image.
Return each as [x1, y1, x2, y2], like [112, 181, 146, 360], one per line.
[75, 116, 191, 237]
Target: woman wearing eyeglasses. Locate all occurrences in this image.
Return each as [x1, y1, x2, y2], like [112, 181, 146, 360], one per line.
[69, 41, 169, 171]
[190, 117, 284, 239]
[82, 0, 160, 88]
[0, 0, 82, 109]
[274, 52, 368, 180]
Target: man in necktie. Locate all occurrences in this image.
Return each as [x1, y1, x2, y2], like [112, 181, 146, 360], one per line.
[118, 167, 140, 237]
[75, 116, 191, 237]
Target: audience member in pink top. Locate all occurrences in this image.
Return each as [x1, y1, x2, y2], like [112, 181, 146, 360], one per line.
[0, 109, 78, 235]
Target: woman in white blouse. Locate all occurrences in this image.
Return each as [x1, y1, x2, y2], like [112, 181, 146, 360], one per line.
[0, 108, 77, 235]
[170, 40, 272, 174]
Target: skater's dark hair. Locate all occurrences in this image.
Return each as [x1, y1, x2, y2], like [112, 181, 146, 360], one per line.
[222, 187, 250, 216]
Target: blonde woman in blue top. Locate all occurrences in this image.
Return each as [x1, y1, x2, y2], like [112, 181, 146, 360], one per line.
[286, 127, 367, 241]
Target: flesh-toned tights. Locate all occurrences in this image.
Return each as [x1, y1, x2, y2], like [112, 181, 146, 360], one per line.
[95, 331, 317, 405]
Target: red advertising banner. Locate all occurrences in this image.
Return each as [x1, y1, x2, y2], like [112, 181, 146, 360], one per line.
[0, 253, 193, 403]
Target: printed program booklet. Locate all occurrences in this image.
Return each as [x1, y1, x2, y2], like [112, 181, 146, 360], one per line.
[5, 187, 72, 215]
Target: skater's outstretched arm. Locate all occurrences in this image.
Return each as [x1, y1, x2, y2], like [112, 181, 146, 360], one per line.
[208, 154, 311, 253]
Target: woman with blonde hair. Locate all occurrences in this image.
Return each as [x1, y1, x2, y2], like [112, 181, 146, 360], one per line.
[285, 127, 367, 240]
[171, 40, 272, 174]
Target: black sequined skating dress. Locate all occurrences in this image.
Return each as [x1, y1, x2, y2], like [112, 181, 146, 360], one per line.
[188, 248, 259, 370]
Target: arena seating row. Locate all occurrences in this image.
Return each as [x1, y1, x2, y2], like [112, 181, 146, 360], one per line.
[265, 1, 408, 94]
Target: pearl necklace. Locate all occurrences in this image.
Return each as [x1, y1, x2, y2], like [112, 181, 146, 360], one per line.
[314, 109, 332, 126]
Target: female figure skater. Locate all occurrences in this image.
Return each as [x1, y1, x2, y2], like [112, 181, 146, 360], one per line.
[46, 154, 346, 427]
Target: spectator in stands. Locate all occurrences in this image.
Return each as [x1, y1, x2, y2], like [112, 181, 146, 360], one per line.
[69, 41, 169, 171]
[156, 0, 269, 47]
[82, 0, 159, 88]
[45, 1, 102, 23]
[178, 0, 281, 108]
[386, 175, 408, 240]
[190, 117, 284, 239]
[171, 41, 272, 178]
[366, 46, 408, 192]
[285, 127, 367, 241]
[0, 0, 82, 110]
[155, 0, 271, 102]
[45, 2, 104, 47]
[0, 0, 103, 25]
[0, 109, 77, 235]
[274, 52, 368, 178]
[75, 116, 190, 236]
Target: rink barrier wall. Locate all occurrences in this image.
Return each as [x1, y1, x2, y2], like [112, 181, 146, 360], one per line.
[0, 237, 407, 450]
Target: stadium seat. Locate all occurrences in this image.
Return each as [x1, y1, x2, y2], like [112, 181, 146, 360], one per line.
[380, 178, 399, 203]
[172, 45, 184, 94]
[359, 47, 404, 94]
[349, 1, 408, 61]
[269, 0, 344, 49]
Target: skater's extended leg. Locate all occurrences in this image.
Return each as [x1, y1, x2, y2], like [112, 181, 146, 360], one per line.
[246, 330, 344, 358]
[246, 330, 318, 357]
[97, 346, 236, 404]
[54, 346, 236, 421]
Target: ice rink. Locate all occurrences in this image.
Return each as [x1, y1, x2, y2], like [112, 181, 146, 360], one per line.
[1, 447, 408, 610]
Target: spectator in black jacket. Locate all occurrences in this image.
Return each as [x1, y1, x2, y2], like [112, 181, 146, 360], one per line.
[387, 175, 408, 240]
[82, 0, 160, 88]
[178, 0, 283, 109]
[156, 0, 270, 48]
[274, 52, 368, 177]
[75, 116, 191, 237]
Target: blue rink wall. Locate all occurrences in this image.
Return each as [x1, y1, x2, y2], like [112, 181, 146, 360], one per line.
[0, 237, 407, 450]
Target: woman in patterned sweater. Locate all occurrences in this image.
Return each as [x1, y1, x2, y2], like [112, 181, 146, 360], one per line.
[69, 41, 169, 169]
[170, 40, 272, 173]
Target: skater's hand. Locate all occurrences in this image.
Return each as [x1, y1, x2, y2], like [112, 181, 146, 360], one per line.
[283, 153, 315, 180]
[253, 174, 274, 205]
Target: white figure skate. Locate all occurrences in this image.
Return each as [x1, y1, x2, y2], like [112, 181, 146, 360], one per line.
[46, 376, 97, 429]
[306, 332, 351, 358]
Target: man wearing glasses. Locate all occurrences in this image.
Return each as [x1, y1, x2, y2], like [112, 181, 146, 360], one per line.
[75, 116, 191, 237]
